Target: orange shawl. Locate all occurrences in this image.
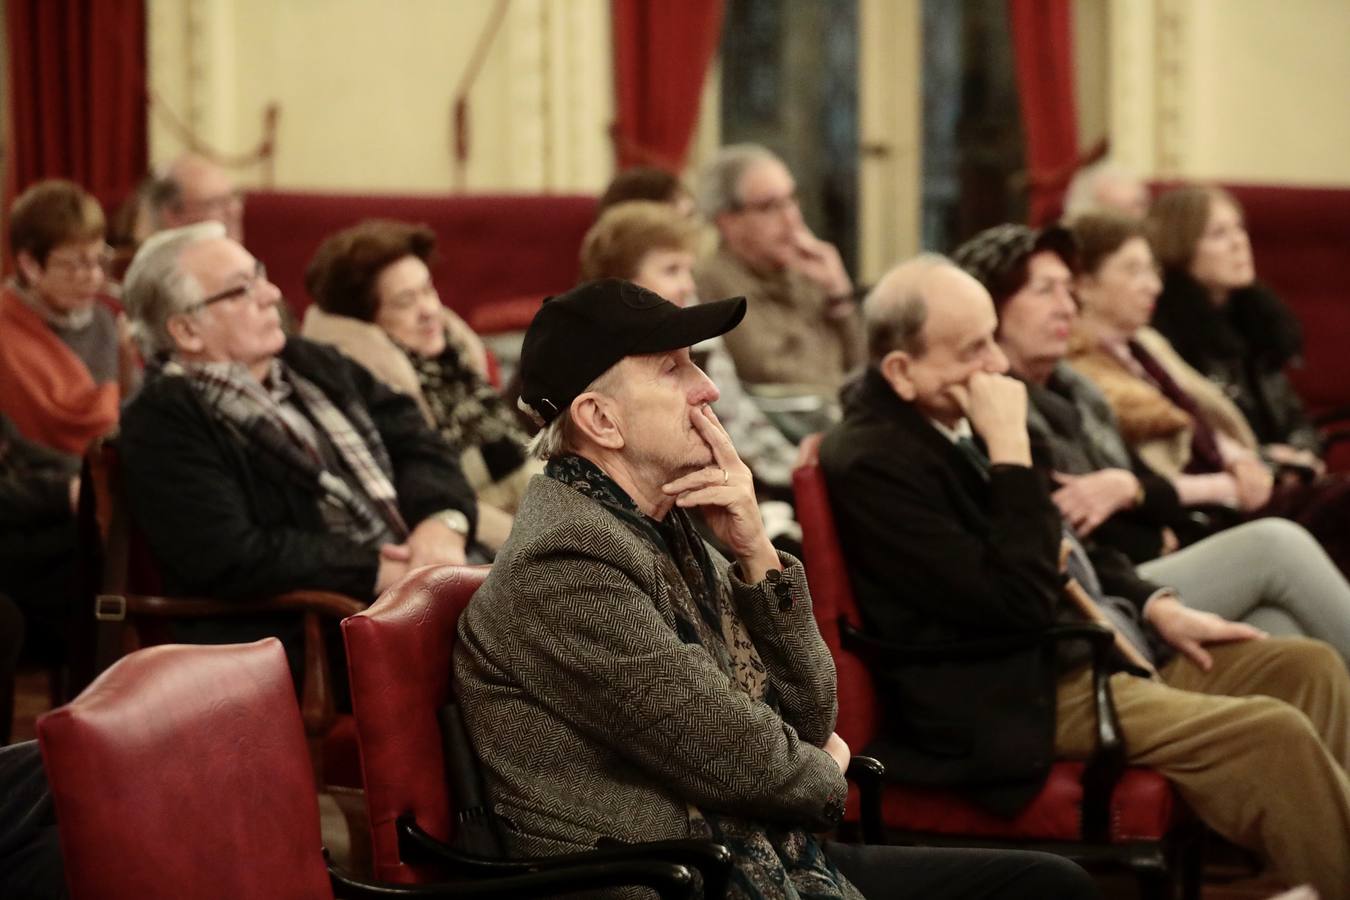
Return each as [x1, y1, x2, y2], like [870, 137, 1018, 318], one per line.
[0, 288, 119, 456]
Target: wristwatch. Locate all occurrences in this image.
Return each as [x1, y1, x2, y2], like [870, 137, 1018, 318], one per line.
[432, 509, 471, 538]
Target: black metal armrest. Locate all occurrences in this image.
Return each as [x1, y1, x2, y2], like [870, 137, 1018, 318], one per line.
[329, 855, 694, 899]
[845, 755, 885, 845]
[397, 815, 730, 898]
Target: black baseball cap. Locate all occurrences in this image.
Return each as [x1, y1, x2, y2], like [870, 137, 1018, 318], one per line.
[517, 279, 746, 425]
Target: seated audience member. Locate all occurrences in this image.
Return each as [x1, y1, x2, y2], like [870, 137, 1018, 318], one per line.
[1146, 185, 1320, 463]
[0, 413, 81, 665]
[580, 202, 800, 534]
[453, 278, 1096, 899]
[1068, 213, 1350, 579]
[0, 180, 135, 457]
[148, 152, 244, 241]
[820, 254, 1350, 898]
[1061, 159, 1150, 221]
[119, 222, 477, 608]
[597, 165, 697, 219]
[302, 220, 534, 554]
[954, 223, 1350, 663]
[694, 144, 865, 399]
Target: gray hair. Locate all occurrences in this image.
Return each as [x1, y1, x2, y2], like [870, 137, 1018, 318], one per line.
[863, 253, 956, 362]
[146, 172, 184, 230]
[1063, 159, 1138, 221]
[122, 221, 224, 358]
[695, 143, 782, 220]
[525, 366, 625, 461]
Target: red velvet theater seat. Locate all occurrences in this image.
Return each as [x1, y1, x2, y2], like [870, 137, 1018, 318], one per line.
[792, 434, 1198, 896]
[242, 190, 596, 329]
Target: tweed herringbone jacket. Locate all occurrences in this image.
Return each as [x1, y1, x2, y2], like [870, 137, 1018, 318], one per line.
[453, 474, 847, 864]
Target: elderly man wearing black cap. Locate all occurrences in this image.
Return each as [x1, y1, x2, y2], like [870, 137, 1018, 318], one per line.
[452, 279, 1096, 899]
[820, 245, 1350, 897]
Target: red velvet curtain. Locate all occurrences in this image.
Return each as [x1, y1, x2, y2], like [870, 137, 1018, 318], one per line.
[4, 0, 148, 212]
[1008, 0, 1077, 226]
[611, 0, 724, 172]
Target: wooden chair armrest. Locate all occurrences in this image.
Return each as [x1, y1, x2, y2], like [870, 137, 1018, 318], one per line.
[124, 590, 365, 619]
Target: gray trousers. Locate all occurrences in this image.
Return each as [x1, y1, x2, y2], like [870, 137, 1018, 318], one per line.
[1137, 517, 1350, 663]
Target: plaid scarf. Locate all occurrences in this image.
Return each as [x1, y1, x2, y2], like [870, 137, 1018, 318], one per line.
[163, 357, 408, 548]
[547, 454, 858, 900]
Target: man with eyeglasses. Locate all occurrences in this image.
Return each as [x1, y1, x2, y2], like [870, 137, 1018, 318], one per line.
[117, 222, 477, 622]
[150, 153, 245, 242]
[694, 143, 864, 402]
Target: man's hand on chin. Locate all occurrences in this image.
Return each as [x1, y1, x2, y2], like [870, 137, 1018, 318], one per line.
[662, 404, 781, 583]
[954, 371, 1031, 466]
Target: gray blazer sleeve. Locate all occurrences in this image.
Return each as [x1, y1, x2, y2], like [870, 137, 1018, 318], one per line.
[509, 547, 847, 831]
[726, 553, 838, 747]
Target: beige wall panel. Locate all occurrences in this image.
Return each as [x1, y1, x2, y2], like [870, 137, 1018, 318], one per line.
[1107, 0, 1350, 185]
[148, 0, 612, 193]
[1073, 0, 1109, 152]
[858, 0, 920, 281]
[1182, 0, 1350, 184]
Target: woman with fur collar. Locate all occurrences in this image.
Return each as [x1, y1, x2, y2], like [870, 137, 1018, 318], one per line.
[302, 220, 538, 555]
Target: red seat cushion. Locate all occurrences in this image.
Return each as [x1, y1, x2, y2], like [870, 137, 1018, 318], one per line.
[851, 763, 1179, 843]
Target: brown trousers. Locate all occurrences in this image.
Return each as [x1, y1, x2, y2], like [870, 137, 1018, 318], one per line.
[1056, 637, 1350, 899]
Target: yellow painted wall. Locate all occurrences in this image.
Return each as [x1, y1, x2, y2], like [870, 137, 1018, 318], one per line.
[1108, 0, 1350, 186]
[148, 0, 614, 193]
[1184, 0, 1350, 184]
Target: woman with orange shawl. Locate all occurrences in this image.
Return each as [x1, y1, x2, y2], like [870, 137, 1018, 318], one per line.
[1, 180, 136, 459]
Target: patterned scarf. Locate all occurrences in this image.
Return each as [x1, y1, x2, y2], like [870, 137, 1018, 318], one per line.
[163, 357, 408, 548]
[401, 340, 529, 482]
[547, 454, 858, 900]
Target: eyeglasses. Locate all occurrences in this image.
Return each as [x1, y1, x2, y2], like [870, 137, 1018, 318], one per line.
[177, 189, 244, 217]
[734, 191, 799, 216]
[187, 260, 270, 311]
[45, 245, 114, 276]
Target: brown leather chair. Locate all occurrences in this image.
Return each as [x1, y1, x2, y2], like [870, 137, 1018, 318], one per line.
[38, 638, 695, 899]
[792, 433, 1202, 899]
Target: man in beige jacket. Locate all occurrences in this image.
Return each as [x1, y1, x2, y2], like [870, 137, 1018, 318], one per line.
[694, 145, 865, 400]
[451, 278, 1095, 898]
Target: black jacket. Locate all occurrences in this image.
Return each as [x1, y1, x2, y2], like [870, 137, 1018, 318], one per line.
[820, 369, 1158, 815]
[1152, 270, 1318, 452]
[120, 338, 476, 602]
[0, 413, 78, 571]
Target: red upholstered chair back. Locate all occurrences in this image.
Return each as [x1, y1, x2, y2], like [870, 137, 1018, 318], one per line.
[341, 564, 490, 883]
[242, 191, 597, 326]
[37, 639, 333, 900]
[792, 434, 881, 752]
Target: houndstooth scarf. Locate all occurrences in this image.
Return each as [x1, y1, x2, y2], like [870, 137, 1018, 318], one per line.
[163, 357, 408, 548]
